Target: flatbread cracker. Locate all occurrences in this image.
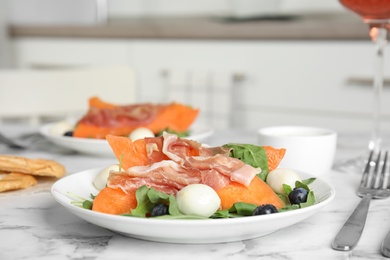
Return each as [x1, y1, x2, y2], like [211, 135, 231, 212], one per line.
[0, 155, 66, 178]
[0, 172, 38, 192]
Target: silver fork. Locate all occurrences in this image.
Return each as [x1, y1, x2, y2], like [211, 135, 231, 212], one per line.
[381, 151, 390, 257]
[332, 150, 390, 251]
[0, 132, 42, 149]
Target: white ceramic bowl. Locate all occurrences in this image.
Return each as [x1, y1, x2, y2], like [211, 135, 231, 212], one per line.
[258, 126, 337, 176]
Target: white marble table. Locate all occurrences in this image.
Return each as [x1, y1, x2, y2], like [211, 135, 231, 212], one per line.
[1, 124, 390, 260]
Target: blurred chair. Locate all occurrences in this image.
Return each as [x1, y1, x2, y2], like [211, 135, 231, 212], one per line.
[0, 66, 137, 124]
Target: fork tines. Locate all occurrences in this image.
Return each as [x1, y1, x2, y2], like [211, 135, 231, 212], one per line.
[360, 150, 389, 191]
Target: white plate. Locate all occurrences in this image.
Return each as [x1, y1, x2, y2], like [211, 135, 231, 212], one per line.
[51, 168, 335, 244]
[39, 121, 214, 157]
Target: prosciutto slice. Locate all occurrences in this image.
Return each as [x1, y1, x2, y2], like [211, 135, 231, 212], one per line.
[161, 132, 230, 162]
[79, 103, 159, 127]
[108, 160, 201, 194]
[161, 132, 201, 162]
[107, 132, 261, 194]
[183, 154, 260, 188]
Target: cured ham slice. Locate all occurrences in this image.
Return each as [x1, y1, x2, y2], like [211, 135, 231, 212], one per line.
[161, 132, 230, 162]
[79, 103, 158, 127]
[199, 169, 230, 191]
[183, 154, 259, 188]
[162, 132, 259, 188]
[161, 132, 201, 162]
[108, 160, 201, 194]
[73, 97, 199, 139]
[108, 149, 260, 194]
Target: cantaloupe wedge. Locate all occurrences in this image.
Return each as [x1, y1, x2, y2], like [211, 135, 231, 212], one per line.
[73, 97, 199, 139]
[216, 176, 285, 210]
[146, 103, 199, 133]
[92, 187, 137, 215]
[264, 146, 286, 172]
[89, 96, 117, 109]
[106, 134, 169, 170]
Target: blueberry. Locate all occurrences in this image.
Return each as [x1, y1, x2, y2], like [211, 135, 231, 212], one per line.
[63, 131, 73, 137]
[150, 204, 169, 217]
[253, 204, 278, 216]
[288, 187, 308, 205]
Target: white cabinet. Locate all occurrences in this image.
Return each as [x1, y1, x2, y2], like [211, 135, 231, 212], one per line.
[129, 40, 390, 133]
[13, 38, 131, 68]
[12, 38, 390, 134]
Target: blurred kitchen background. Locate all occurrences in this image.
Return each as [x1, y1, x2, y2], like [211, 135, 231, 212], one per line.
[0, 0, 389, 136]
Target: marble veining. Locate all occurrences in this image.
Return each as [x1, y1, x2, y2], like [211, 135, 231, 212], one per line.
[1, 125, 390, 260]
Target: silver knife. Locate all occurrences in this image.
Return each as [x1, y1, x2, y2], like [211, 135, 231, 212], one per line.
[331, 195, 371, 251]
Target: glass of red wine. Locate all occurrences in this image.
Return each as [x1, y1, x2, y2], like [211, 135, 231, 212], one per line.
[340, 0, 390, 152]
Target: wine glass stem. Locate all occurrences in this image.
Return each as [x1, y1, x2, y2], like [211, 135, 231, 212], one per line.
[369, 25, 387, 152]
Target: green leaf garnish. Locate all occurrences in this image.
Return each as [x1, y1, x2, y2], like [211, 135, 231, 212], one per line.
[229, 202, 257, 216]
[295, 180, 310, 192]
[301, 178, 316, 186]
[68, 192, 94, 210]
[283, 184, 293, 195]
[157, 128, 190, 138]
[82, 200, 93, 210]
[222, 143, 267, 181]
[127, 186, 184, 218]
[130, 186, 158, 217]
[279, 178, 317, 211]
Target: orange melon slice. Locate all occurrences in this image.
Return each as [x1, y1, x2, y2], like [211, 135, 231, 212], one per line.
[89, 96, 117, 109]
[146, 103, 199, 133]
[73, 97, 199, 139]
[106, 134, 169, 170]
[264, 146, 286, 172]
[92, 187, 137, 215]
[216, 176, 285, 210]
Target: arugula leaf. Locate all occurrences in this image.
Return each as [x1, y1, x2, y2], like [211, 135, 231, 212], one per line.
[279, 178, 317, 211]
[295, 180, 310, 192]
[301, 178, 316, 186]
[82, 200, 93, 210]
[277, 193, 290, 206]
[211, 202, 257, 218]
[147, 188, 169, 203]
[211, 210, 230, 218]
[299, 191, 316, 208]
[222, 143, 268, 181]
[125, 186, 185, 218]
[278, 204, 301, 212]
[229, 202, 257, 216]
[283, 184, 293, 195]
[130, 186, 155, 217]
[68, 192, 95, 210]
[157, 128, 190, 138]
[167, 194, 183, 216]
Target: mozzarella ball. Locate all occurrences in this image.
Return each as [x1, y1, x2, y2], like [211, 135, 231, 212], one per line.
[176, 184, 221, 218]
[129, 127, 155, 140]
[49, 120, 74, 136]
[266, 168, 301, 194]
[93, 164, 120, 191]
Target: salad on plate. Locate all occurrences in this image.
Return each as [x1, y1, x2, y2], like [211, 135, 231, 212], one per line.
[52, 96, 200, 140]
[70, 131, 317, 219]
